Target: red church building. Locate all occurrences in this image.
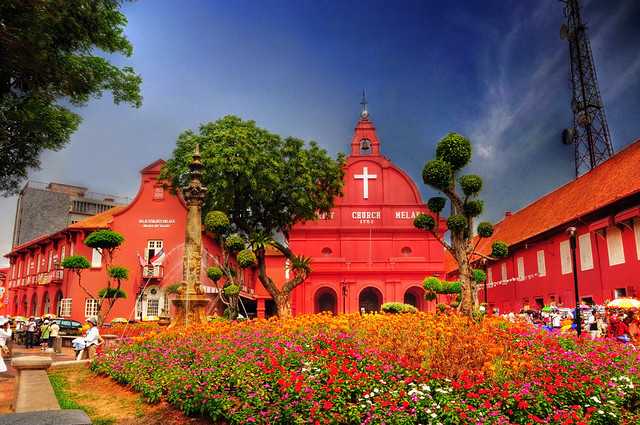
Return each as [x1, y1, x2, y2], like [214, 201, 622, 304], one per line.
[280, 110, 444, 315]
[3, 110, 444, 322]
[449, 139, 640, 313]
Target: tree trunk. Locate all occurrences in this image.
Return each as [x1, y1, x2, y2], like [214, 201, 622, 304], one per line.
[274, 293, 292, 319]
[456, 251, 474, 317]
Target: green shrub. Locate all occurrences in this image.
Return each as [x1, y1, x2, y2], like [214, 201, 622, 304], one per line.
[61, 255, 90, 270]
[447, 214, 467, 232]
[107, 266, 129, 280]
[224, 234, 245, 252]
[422, 159, 452, 190]
[458, 174, 482, 196]
[427, 197, 446, 214]
[472, 269, 487, 283]
[491, 241, 509, 258]
[166, 283, 182, 295]
[223, 284, 240, 297]
[414, 213, 436, 231]
[435, 133, 471, 170]
[423, 276, 443, 292]
[98, 287, 126, 299]
[237, 249, 257, 268]
[84, 230, 124, 249]
[204, 211, 231, 235]
[477, 221, 494, 238]
[463, 200, 483, 217]
[381, 302, 417, 314]
[206, 266, 224, 281]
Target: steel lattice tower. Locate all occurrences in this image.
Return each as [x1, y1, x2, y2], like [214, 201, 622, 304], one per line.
[561, 0, 614, 177]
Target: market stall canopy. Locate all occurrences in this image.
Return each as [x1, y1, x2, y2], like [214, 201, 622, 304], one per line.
[606, 298, 640, 309]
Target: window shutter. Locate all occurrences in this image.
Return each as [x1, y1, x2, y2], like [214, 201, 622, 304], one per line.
[516, 257, 524, 281]
[560, 240, 572, 275]
[487, 267, 493, 283]
[578, 233, 594, 270]
[606, 227, 625, 266]
[91, 248, 102, 268]
[536, 250, 546, 276]
[634, 219, 640, 261]
[500, 263, 507, 282]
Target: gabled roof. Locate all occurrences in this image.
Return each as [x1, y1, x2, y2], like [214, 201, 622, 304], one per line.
[68, 206, 127, 230]
[446, 139, 640, 273]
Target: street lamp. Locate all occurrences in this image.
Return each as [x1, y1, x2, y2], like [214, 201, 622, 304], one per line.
[340, 280, 347, 314]
[566, 226, 582, 337]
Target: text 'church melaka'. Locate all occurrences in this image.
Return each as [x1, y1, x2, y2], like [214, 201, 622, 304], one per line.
[3, 109, 443, 322]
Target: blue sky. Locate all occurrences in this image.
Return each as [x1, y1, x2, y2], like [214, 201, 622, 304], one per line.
[1, 0, 639, 266]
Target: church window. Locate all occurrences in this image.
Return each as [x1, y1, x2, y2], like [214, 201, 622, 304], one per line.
[516, 257, 524, 281]
[606, 226, 625, 266]
[401, 246, 412, 256]
[91, 248, 102, 268]
[153, 186, 164, 200]
[147, 299, 159, 317]
[536, 250, 546, 276]
[359, 139, 371, 155]
[321, 247, 332, 257]
[146, 240, 163, 262]
[58, 298, 72, 317]
[578, 233, 593, 270]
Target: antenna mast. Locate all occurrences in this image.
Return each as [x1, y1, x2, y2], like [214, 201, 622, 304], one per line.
[560, 0, 613, 177]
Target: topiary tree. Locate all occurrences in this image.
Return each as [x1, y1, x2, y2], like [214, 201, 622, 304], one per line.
[414, 133, 509, 316]
[203, 211, 257, 320]
[62, 230, 128, 324]
[162, 116, 345, 318]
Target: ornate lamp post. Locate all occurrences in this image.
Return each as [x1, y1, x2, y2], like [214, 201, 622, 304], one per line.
[169, 144, 210, 327]
[567, 226, 582, 336]
[340, 280, 347, 314]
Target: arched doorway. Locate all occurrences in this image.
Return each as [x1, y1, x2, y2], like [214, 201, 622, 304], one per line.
[42, 292, 51, 315]
[136, 285, 167, 320]
[13, 296, 19, 315]
[404, 286, 425, 311]
[21, 295, 28, 316]
[315, 287, 338, 314]
[54, 291, 63, 317]
[30, 293, 38, 316]
[359, 287, 382, 313]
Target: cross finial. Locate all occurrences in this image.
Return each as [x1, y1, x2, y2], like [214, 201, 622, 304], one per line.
[360, 89, 369, 119]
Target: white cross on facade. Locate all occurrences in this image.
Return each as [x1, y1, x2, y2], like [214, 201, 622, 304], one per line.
[354, 166, 377, 199]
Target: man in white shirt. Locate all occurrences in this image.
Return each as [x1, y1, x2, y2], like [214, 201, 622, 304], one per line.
[83, 317, 101, 359]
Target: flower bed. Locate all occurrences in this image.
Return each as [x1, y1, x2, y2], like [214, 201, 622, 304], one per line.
[91, 313, 640, 424]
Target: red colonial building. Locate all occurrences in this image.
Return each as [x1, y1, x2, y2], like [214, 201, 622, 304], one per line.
[271, 110, 444, 315]
[4, 111, 444, 322]
[448, 139, 640, 313]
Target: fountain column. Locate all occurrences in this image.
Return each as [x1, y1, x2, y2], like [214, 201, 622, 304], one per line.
[169, 144, 210, 327]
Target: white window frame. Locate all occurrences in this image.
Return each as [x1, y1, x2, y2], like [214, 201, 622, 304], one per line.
[516, 257, 525, 281]
[560, 240, 572, 275]
[500, 263, 507, 282]
[487, 267, 493, 283]
[91, 248, 102, 268]
[146, 299, 160, 317]
[48, 251, 54, 271]
[145, 240, 164, 262]
[536, 250, 546, 277]
[634, 218, 640, 261]
[61, 246, 66, 261]
[606, 226, 625, 266]
[84, 298, 99, 318]
[58, 298, 72, 317]
[578, 233, 594, 271]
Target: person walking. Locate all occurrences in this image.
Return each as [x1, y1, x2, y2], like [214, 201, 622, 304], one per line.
[49, 320, 60, 352]
[25, 317, 37, 349]
[0, 318, 12, 375]
[40, 320, 51, 351]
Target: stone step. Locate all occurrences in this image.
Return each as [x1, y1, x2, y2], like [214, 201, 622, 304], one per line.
[0, 409, 91, 425]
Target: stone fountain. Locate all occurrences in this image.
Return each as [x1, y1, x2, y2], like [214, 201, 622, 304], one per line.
[169, 144, 210, 327]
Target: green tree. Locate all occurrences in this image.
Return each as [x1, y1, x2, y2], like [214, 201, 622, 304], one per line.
[61, 230, 128, 324]
[414, 133, 508, 316]
[0, 0, 142, 195]
[163, 116, 345, 317]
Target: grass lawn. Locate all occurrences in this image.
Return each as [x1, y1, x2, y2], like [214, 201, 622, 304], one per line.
[48, 366, 210, 425]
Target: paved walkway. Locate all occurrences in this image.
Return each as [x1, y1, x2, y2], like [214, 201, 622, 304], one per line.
[0, 346, 77, 413]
